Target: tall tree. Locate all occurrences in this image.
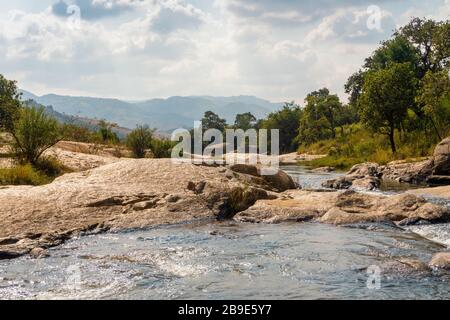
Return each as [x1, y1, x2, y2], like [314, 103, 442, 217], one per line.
[234, 112, 257, 131]
[416, 68, 450, 140]
[201, 111, 227, 132]
[396, 18, 450, 77]
[359, 63, 417, 153]
[260, 102, 302, 154]
[346, 35, 420, 111]
[298, 88, 343, 145]
[0, 74, 21, 132]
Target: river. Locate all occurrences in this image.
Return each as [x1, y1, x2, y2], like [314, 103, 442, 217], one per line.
[0, 166, 449, 300]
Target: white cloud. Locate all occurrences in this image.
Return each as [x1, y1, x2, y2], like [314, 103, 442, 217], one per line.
[0, 0, 448, 104]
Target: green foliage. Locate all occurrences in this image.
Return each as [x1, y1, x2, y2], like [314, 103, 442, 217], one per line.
[0, 164, 50, 186]
[417, 68, 450, 140]
[202, 111, 227, 132]
[97, 120, 119, 144]
[151, 138, 175, 158]
[396, 17, 450, 77]
[234, 112, 257, 131]
[61, 123, 99, 143]
[0, 74, 21, 132]
[364, 36, 420, 73]
[259, 102, 303, 154]
[298, 88, 345, 145]
[359, 63, 417, 153]
[300, 125, 435, 170]
[12, 106, 62, 165]
[35, 156, 71, 177]
[126, 125, 154, 158]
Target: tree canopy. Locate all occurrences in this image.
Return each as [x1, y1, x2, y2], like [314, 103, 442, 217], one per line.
[0, 74, 21, 132]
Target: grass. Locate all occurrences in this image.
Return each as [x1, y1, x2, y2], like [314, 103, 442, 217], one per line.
[0, 164, 51, 186]
[298, 124, 438, 170]
[0, 157, 71, 186]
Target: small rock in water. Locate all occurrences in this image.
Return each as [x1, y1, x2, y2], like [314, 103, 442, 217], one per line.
[429, 252, 450, 269]
[30, 247, 49, 259]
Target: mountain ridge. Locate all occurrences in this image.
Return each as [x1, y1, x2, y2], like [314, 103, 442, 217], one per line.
[19, 90, 282, 132]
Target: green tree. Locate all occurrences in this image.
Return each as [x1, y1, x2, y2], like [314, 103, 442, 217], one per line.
[11, 107, 62, 164]
[260, 102, 302, 154]
[417, 69, 450, 140]
[298, 88, 343, 145]
[345, 35, 420, 110]
[234, 112, 257, 131]
[201, 111, 227, 132]
[126, 125, 154, 158]
[359, 63, 417, 153]
[396, 17, 450, 77]
[97, 120, 119, 144]
[364, 36, 420, 72]
[0, 74, 21, 132]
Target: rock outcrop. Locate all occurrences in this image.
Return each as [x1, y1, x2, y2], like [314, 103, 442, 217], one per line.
[278, 153, 326, 165]
[0, 160, 296, 259]
[432, 137, 450, 175]
[322, 163, 382, 191]
[323, 159, 435, 190]
[325, 137, 450, 190]
[429, 252, 450, 269]
[234, 189, 450, 225]
[380, 159, 434, 184]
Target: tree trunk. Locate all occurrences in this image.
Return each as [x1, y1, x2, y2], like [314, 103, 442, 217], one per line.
[429, 117, 442, 141]
[389, 128, 396, 154]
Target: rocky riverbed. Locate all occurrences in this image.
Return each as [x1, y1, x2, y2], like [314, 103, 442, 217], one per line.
[1, 138, 450, 299]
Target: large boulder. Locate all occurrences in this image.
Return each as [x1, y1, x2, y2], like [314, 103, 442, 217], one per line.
[380, 159, 434, 184]
[0, 159, 285, 259]
[229, 164, 298, 192]
[322, 162, 381, 191]
[323, 159, 436, 190]
[347, 162, 381, 177]
[235, 189, 450, 225]
[433, 137, 450, 175]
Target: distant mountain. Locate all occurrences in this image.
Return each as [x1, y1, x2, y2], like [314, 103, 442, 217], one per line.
[22, 99, 131, 139]
[19, 90, 282, 132]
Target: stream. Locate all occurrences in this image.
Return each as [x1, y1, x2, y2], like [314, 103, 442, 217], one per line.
[0, 166, 449, 300]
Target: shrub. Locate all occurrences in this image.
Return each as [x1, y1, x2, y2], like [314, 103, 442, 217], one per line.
[97, 120, 119, 144]
[151, 138, 174, 158]
[35, 156, 71, 177]
[11, 107, 61, 165]
[0, 164, 50, 186]
[126, 125, 154, 158]
[61, 123, 98, 143]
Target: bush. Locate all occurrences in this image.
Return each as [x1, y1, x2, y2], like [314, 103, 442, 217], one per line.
[126, 125, 154, 158]
[61, 123, 99, 143]
[151, 139, 174, 158]
[0, 164, 50, 186]
[97, 120, 119, 144]
[12, 107, 61, 165]
[35, 156, 71, 177]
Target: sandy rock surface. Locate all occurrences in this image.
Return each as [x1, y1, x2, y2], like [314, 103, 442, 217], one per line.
[0, 159, 296, 259]
[235, 189, 450, 225]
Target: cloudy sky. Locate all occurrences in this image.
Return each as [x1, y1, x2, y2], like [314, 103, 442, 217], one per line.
[0, 0, 448, 103]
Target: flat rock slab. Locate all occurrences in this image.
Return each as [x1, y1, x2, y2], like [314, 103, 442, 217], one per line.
[0, 159, 296, 259]
[409, 186, 450, 199]
[235, 189, 450, 225]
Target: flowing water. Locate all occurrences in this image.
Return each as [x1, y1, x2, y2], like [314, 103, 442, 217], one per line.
[0, 166, 449, 300]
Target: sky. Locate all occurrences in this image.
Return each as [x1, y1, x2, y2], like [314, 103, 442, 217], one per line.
[0, 0, 448, 103]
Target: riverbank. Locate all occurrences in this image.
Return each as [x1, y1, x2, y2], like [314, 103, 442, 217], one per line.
[0, 159, 297, 259]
